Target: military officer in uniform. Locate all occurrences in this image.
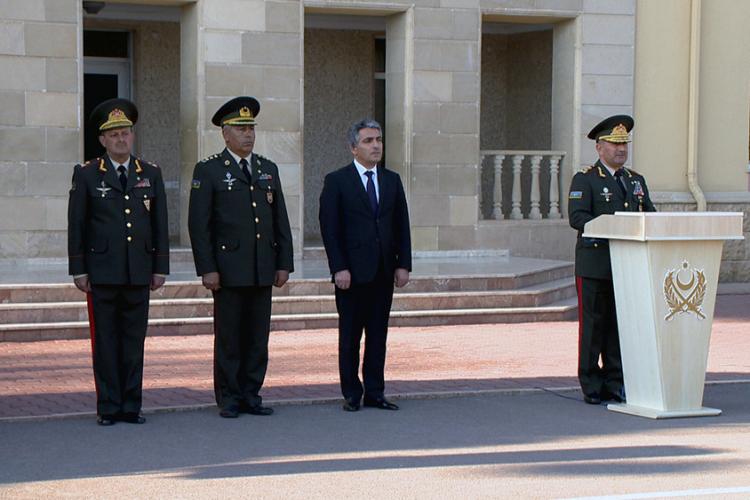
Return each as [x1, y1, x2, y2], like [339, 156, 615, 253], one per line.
[68, 98, 170, 425]
[568, 114, 656, 405]
[188, 96, 294, 418]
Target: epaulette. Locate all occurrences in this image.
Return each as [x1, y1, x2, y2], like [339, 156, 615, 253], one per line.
[80, 157, 98, 168]
[200, 153, 220, 163]
[624, 167, 640, 177]
[577, 166, 593, 174]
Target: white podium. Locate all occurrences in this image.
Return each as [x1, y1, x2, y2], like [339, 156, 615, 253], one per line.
[583, 212, 744, 419]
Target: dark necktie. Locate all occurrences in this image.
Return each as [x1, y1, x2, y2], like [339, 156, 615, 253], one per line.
[117, 165, 127, 191]
[613, 168, 627, 198]
[240, 158, 252, 184]
[365, 170, 378, 216]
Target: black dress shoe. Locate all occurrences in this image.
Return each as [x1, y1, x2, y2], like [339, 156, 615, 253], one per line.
[342, 398, 360, 412]
[363, 397, 399, 410]
[242, 405, 274, 416]
[118, 412, 146, 424]
[97, 415, 115, 426]
[219, 406, 239, 418]
[584, 393, 602, 405]
[611, 388, 626, 403]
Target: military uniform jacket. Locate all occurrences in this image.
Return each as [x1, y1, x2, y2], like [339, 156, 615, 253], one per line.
[68, 155, 170, 285]
[568, 160, 656, 280]
[188, 149, 294, 287]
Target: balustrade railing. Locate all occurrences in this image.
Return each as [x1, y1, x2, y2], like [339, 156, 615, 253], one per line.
[479, 150, 565, 220]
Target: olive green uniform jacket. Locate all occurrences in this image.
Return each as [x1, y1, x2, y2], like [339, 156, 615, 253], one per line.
[568, 160, 656, 279]
[188, 149, 294, 286]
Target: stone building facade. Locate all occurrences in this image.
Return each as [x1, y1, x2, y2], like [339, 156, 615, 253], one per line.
[0, 0, 748, 281]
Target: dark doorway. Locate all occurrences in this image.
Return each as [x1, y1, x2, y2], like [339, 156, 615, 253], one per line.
[83, 74, 118, 161]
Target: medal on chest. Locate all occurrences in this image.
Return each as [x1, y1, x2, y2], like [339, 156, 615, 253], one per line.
[600, 186, 612, 202]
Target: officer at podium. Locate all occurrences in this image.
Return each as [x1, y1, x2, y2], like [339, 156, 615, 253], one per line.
[568, 115, 656, 405]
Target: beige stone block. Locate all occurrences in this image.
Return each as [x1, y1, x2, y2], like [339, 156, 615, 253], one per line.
[476, 222, 511, 249]
[439, 165, 477, 195]
[413, 71, 452, 102]
[26, 92, 77, 127]
[0, 197, 46, 230]
[449, 195, 477, 225]
[0, 55, 46, 91]
[414, 40, 478, 72]
[254, 130, 301, 164]
[0, 21, 25, 55]
[204, 32, 242, 64]
[411, 164, 439, 194]
[581, 75, 633, 106]
[26, 161, 70, 196]
[277, 164, 301, 195]
[0, 162, 27, 195]
[45, 197, 67, 230]
[439, 102, 478, 134]
[441, 0, 478, 7]
[412, 226, 438, 251]
[24, 23, 77, 57]
[0, 231, 27, 257]
[583, 0, 632, 15]
[46, 57, 78, 92]
[205, 64, 263, 97]
[203, 0, 265, 31]
[266, 1, 300, 33]
[413, 103, 440, 133]
[582, 44, 633, 76]
[386, 38, 405, 74]
[411, 194, 451, 226]
[0, 127, 45, 161]
[438, 225, 476, 250]
[413, 133, 478, 164]
[242, 32, 300, 66]
[257, 98, 300, 132]
[451, 72, 479, 103]
[414, 7, 479, 41]
[536, 0, 582, 12]
[27, 229, 66, 257]
[582, 14, 634, 45]
[1, 0, 45, 21]
[45, 0, 79, 23]
[46, 128, 80, 162]
[283, 193, 300, 229]
[262, 66, 300, 99]
[200, 129, 226, 156]
[0, 91, 25, 125]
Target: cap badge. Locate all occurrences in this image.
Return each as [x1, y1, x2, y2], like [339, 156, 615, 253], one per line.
[239, 107, 252, 118]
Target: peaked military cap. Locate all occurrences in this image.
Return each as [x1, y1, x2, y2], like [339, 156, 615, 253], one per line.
[587, 114, 634, 143]
[212, 96, 260, 127]
[90, 98, 138, 132]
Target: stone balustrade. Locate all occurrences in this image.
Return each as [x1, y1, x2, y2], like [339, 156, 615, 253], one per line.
[479, 150, 566, 220]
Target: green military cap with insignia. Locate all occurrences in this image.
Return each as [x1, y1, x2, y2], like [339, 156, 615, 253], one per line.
[211, 96, 260, 127]
[587, 114, 633, 143]
[90, 98, 138, 132]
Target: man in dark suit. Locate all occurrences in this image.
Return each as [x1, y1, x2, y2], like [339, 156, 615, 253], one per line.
[319, 118, 412, 412]
[568, 114, 656, 405]
[188, 96, 294, 418]
[68, 98, 170, 426]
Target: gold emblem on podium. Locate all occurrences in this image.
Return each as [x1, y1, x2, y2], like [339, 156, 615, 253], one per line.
[663, 261, 707, 321]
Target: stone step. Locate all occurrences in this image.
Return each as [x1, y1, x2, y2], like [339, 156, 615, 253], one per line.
[0, 263, 573, 304]
[0, 297, 578, 342]
[0, 278, 575, 323]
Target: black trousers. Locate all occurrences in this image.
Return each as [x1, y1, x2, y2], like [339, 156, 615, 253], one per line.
[212, 286, 272, 409]
[575, 276, 623, 397]
[335, 266, 394, 401]
[87, 285, 150, 416]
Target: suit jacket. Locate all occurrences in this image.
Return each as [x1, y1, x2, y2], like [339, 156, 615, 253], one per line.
[67, 155, 170, 285]
[568, 160, 656, 279]
[188, 149, 294, 287]
[319, 163, 412, 284]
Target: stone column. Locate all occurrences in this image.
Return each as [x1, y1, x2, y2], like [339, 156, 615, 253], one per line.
[0, 0, 81, 258]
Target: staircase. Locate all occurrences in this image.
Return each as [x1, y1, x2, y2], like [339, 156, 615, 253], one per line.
[0, 254, 577, 342]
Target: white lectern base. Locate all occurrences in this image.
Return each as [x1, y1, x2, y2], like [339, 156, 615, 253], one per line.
[607, 403, 722, 419]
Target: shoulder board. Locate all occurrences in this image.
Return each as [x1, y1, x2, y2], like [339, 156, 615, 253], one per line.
[80, 157, 98, 168]
[624, 167, 641, 177]
[577, 166, 593, 174]
[135, 157, 159, 168]
[200, 153, 220, 163]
